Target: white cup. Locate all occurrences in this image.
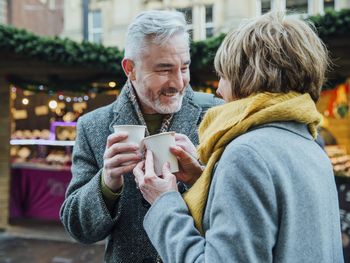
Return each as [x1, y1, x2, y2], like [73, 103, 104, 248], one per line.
[142, 132, 179, 176]
[113, 125, 146, 165]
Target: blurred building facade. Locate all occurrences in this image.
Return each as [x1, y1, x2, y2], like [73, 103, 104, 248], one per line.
[0, 0, 7, 24]
[62, 0, 350, 48]
[1, 0, 64, 36]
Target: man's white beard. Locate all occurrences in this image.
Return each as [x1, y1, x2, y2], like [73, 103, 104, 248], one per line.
[148, 93, 184, 114]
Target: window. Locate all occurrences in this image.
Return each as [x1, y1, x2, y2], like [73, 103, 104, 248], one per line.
[324, 0, 335, 10]
[176, 7, 193, 39]
[261, 0, 271, 14]
[48, 0, 56, 10]
[0, 0, 6, 24]
[88, 10, 102, 44]
[286, 0, 308, 14]
[205, 5, 214, 38]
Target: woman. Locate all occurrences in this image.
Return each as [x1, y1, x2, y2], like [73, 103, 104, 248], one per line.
[134, 12, 343, 262]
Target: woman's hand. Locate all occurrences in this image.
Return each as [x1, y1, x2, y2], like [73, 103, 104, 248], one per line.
[133, 150, 178, 205]
[170, 133, 203, 185]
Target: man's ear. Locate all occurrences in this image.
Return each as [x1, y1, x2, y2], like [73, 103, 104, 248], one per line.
[122, 58, 136, 81]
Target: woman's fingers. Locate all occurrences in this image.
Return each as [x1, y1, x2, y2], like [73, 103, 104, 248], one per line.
[133, 161, 145, 187]
[144, 150, 156, 176]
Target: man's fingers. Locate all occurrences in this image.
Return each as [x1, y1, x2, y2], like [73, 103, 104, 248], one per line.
[170, 146, 194, 162]
[104, 152, 142, 168]
[104, 143, 139, 159]
[174, 133, 187, 141]
[106, 132, 128, 148]
[106, 164, 137, 179]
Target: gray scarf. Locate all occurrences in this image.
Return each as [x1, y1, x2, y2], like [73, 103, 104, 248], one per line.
[125, 80, 174, 136]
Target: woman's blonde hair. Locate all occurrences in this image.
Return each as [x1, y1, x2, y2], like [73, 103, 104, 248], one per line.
[214, 11, 329, 102]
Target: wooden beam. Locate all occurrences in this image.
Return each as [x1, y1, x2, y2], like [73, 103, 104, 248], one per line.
[0, 76, 11, 229]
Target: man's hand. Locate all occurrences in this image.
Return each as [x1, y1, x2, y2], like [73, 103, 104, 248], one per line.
[170, 133, 203, 185]
[103, 132, 143, 192]
[133, 150, 178, 205]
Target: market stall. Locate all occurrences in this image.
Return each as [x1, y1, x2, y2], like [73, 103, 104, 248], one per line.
[7, 85, 120, 221]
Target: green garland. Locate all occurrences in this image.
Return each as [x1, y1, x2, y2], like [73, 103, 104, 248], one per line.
[0, 25, 124, 73]
[308, 9, 350, 38]
[0, 9, 349, 92]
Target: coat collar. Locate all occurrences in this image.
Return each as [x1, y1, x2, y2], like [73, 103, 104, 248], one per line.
[257, 121, 314, 141]
[109, 84, 201, 139]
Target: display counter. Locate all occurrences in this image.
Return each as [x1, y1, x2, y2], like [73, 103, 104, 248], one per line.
[335, 175, 350, 261]
[10, 164, 71, 221]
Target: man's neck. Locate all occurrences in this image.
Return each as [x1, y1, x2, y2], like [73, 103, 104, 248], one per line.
[143, 113, 164, 135]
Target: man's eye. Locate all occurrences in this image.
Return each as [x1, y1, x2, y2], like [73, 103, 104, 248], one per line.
[157, 69, 170, 73]
[181, 67, 188, 72]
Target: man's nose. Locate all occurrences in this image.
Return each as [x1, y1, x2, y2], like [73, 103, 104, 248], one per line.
[169, 70, 184, 89]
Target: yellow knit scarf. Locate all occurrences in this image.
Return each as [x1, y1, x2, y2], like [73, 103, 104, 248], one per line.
[183, 92, 322, 234]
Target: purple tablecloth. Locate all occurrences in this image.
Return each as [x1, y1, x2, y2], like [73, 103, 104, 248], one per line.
[10, 166, 71, 221]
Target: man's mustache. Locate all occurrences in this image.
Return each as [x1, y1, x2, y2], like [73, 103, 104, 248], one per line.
[159, 87, 183, 95]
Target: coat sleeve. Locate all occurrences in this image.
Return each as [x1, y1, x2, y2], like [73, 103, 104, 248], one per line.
[143, 144, 278, 263]
[60, 117, 122, 244]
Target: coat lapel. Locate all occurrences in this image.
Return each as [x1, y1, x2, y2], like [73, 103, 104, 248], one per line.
[108, 87, 141, 133]
[169, 88, 202, 143]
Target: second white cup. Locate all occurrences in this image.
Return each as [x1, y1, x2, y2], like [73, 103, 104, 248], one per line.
[142, 132, 179, 176]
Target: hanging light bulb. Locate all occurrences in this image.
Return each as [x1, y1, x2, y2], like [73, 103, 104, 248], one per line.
[49, 100, 58, 109]
[22, 98, 29, 105]
[108, 81, 117, 88]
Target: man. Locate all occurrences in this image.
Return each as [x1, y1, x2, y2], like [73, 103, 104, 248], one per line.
[60, 10, 222, 263]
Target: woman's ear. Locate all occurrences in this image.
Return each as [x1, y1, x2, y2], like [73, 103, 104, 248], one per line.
[122, 58, 136, 80]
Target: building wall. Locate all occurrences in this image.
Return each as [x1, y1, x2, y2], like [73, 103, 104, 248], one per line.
[337, 0, 350, 10]
[62, 0, 244, 47]
[0, 0, 7, 24]
[62, 0, 83, 42]
[9, 0, 64, 36]
[62, 0, 350, 49]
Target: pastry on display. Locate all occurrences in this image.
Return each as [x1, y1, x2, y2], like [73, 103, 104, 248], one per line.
[32, 129, 41, 139]
[41, 129, 50, 140]
[23, 130, 32, 139]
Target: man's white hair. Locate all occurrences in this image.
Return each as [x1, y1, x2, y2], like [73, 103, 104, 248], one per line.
[124, 10, 189, 60]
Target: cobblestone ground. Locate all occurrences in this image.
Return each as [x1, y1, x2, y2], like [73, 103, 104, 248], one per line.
[0, 235, 104, 263]
[0, 220, 104, 263]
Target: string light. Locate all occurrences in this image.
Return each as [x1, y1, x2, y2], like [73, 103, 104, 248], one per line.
[49, 100, 58, 109]
[108, 81, 117, 88]
[22, 98, 29, 105]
